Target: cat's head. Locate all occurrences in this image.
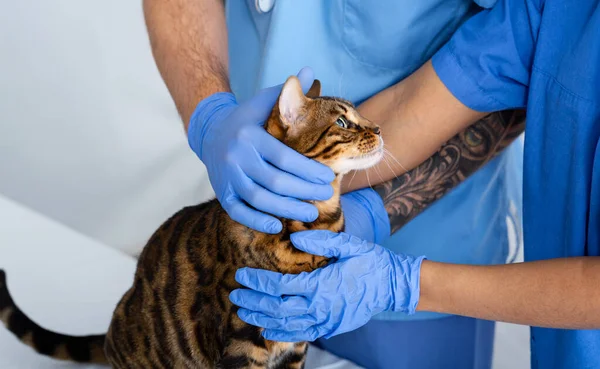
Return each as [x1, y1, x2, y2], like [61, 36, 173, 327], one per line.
[266, 76, 383, 175]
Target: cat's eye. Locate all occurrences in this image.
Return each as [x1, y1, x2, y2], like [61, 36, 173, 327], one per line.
[335, 116, 348, 129]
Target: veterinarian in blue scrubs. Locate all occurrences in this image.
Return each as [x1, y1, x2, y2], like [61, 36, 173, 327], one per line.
[223, 1, 523, 368]
[229, 1, 600, 368]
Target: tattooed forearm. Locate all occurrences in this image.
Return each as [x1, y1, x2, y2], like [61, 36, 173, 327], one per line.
[374, 109, 526, 234]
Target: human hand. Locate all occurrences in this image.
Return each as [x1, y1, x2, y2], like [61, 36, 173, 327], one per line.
[341, 188, 390, 243]
[229, 231, 425, 342]
[188, 68, 335, 234]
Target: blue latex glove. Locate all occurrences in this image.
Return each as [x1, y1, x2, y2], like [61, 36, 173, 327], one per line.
[229, 231, 426, 342]
[188, 68, 335, 234]
[340, 188, 390, 244]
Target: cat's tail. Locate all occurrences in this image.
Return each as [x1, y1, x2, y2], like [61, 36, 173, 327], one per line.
[0, 270, 108, 364]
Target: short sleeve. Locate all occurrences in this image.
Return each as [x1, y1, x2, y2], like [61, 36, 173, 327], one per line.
[432, 0, 543, 112]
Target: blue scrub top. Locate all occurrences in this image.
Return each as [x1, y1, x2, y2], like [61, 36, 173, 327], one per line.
[226, 0, 524, 321]
[432, 0, 600, 367]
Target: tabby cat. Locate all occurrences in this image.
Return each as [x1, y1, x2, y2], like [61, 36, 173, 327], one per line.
[0, 76, 383, 368]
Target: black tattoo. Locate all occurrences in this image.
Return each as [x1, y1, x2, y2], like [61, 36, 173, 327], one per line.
[375, 109, 526, 234]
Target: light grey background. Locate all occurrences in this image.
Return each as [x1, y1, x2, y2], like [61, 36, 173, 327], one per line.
[0, 1, 529, 368]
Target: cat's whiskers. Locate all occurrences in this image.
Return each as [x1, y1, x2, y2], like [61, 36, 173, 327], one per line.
[374, 164, 386, 185]
[383, 148, 409, 173]
[347, 169, 358, 188]
[383, 149, 411, 182]
[382, 155, 405, 183]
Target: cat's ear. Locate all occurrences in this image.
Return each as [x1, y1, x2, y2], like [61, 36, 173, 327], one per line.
[279, 76, 307, 126]
[306, 79, 321, 98]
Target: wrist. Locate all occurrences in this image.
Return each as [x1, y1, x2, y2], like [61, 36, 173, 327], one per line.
[415, 260, 454, 314]
[341, 188, 391, 244]
[187, 92, 237, 160]
[388, 252, 426, 314]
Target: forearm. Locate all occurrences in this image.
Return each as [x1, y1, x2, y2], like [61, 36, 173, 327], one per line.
[344, 61, 525, 232]
[143, 0, 230, 127]
[372, 110, 524, 233]
[344, 61, 487, 191]
[418, 257, 600, 329]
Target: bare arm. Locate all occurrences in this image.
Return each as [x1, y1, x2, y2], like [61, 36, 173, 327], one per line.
[346, 60, 525, 232]
[418, 258, 600, 329]
[346, 58, 600, 329]
[345, 61, 487, 192]
[372, 110, 524, 233]
[143, 0, 230, 128]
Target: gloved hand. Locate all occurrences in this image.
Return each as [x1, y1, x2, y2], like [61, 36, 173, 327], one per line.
[340, 188, 390, 244]
[188, 68, 335, 234]
[229, 231, 426, 342]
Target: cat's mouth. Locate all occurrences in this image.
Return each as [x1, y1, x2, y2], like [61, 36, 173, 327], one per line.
[350, 136, 384, 165]
[330, 139, 384, 174]
[348, 147, 384, 169]
[349, 147, 383, 161]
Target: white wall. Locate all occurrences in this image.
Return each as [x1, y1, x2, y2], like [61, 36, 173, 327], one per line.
[0, 0, 213, 255]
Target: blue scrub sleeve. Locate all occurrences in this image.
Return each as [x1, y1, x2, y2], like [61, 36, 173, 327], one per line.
[432, 0, 542, 112]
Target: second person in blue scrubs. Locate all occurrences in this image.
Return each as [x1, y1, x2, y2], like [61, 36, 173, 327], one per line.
[143, 0, 524, 368]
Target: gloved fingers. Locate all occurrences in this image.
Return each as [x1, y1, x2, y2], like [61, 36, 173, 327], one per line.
[255, 67, 315, 103]
[259, 133, 335, 185]
[265, 67, 314, 94]
[223, 196, 283, 234]
[235, 268, 313, 297]
[237, 309, 317, 332]
[229, 289, 309, 318]
[291, 231, 373, 258]
[233, 177, 319, 223]
[246, 67, 315, 122]
[261, 326, 322, 343]
[243, 159, 333, 201]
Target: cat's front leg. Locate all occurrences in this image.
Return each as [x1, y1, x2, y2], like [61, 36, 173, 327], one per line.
[218, 316, 269, 369]
[281, 342, 308, 369]
[267, 341, 307, 369]
[218, 341, 269, 369]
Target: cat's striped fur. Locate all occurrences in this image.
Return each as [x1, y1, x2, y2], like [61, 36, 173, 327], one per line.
[0, 76, 383, 368]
